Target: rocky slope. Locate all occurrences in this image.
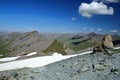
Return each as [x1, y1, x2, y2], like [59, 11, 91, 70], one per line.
[0, 31, 120, 58]
[0, 31, 55, 57]
[58, 32, 120, 52]
[0, 50, 120, 80]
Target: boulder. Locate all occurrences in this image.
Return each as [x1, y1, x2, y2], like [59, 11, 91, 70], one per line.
[103, 34, 114, 49]
[8, 76, 17, 80]
[93, 41, 104, 53]
[94, 64, 105, 70]
[93, 34, 114, 53]
[81, 67, 89, 72]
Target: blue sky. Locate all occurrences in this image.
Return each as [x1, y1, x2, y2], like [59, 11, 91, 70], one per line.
[0, 0, 120, 34]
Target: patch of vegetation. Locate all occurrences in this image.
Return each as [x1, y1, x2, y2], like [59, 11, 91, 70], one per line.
[0, 39, 13, 57]
[43, 39, 66, 55]
[69, 41, 96, 52]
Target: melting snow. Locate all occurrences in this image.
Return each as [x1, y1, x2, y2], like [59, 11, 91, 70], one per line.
[52, 52, 62, 57]
[0, 51, 92, 71]
[0, 56, 20, 62]
[0, 46, 119, 71]
[114, 47, 120, 50]
[25, 52, 37, 56]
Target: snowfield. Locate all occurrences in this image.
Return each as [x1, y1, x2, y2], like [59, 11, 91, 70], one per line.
[25, 52, 37, 56]
[0, 52, 37, 62]
[0, 51, 92, 71]
[0, 56, 20, 62]
[0, 47, 119, 71]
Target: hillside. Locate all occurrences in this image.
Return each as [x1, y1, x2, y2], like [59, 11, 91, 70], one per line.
[0, 31, 55, 57]
[58, 32, 120, 52]
[0, 31, 120, 58]
[0, 50, 120, 80]
[43, 39, 66, 55]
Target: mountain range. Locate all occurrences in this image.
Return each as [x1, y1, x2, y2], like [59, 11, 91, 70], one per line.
[0, 31, 120, 58]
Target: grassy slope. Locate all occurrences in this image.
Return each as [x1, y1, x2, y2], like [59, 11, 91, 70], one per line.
[68, 41, 96, 52]
[0, 38, 13, 57]
[57, 34, 97, 52]
[43, 39, 66, 55]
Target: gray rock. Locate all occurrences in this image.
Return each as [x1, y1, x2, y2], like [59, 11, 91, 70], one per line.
[0, 52, 120, 80]
[94, 64, 105, 70]
[81, 67, 89, 72]
[8, 76, 17, 80]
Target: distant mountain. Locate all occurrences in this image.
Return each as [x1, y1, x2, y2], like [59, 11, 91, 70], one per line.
[0, 31, 9, 36]
[0, 31, 55, 57]
[0, 31, 120, 58]
[57, 32, 120, 52]
[43, 39, 66, 55]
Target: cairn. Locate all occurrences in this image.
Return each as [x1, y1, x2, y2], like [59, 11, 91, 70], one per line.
[93, 34, 114, 53]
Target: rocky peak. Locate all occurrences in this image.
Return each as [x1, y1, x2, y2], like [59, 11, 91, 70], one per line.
[87, 32, 97, 38]
[103, 34, 114, 49]
[93, 34, 114, 53]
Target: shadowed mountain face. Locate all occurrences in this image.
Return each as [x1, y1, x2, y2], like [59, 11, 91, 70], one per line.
[0, 31, 55, 57]
[0, 31, 120, 57]
[57, 33, 120, 52]
[112, 35, 120, 47]
[113, 40, 120, 47]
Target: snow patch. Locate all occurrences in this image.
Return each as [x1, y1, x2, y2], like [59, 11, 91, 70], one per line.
[0, 51, 92, 71]
[0, 47, 119, 71]
[52, 52, 62, 57]
[0, 56, 20, 62]
[25, 52, 37, 56]
[0, 52, 37, 62]
[114, 47, 120, 50]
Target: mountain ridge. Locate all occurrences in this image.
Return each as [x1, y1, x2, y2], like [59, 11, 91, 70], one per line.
[0, 31, 120, 57]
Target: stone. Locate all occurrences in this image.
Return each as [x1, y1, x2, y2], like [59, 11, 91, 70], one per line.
[103, 34, 114, 49]
[110, 68, 119, 74]
[93, 41, 104, 53]
[0, 76, 7, 80]
[93, 34, 114, 53]
[94, 64, 105, 70]
[8, 76, 17, 80]
[81, 67, 89, 72]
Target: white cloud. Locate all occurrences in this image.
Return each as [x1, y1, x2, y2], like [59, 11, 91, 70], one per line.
[94, 0, 120, 3]
[105, 0, 120, 3]
[97, 28, 102, 31]
[110, 30, 118, 32]
[71, 17, 76, 20]
[83, 27, 87, 30]
[90, 28, 94, 30]
[78, 1, 114, 17]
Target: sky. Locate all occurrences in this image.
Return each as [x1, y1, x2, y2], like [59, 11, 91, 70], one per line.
[0, 0, 120, 34]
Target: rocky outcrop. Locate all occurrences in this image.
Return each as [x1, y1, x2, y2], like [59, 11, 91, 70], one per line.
[0, 51, 120, 80]
[93, 34, 114, 53]
[103, 34, 114, 49]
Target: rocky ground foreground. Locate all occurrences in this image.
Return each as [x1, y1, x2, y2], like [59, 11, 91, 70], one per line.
[0, 51, 120, 80]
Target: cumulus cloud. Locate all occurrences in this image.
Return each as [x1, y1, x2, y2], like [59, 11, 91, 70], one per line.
[71, 17, 76, 20]
[110, 30, 118, 32]
[78, 1, 114, 17]
[94, 0, 120, 3]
